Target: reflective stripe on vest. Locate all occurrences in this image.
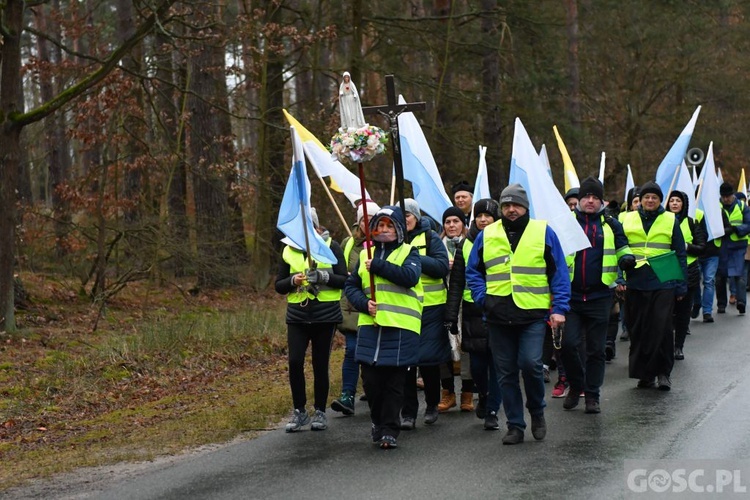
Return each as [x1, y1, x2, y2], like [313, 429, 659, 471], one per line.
[565, 214, 624, 286]
[621, 211, 675, 268]
[679, 217, 698, 265]
[357, 244, 424, 334]
[725, 201, 749, 243]
[282, 242, 341, 303]
[483, 219, 551, 310]
[411, 232, 447, 307]
[462, 239, 474, 303]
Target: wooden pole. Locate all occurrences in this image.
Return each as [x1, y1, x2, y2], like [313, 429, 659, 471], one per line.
[358, 163, 376, 301]
[316, 175, 352, 238]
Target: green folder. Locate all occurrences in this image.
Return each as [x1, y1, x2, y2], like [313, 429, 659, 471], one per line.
[647, 251, 684, 283]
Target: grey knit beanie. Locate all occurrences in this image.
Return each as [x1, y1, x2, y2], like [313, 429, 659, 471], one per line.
[401, 198, 422, 221]
[499, 184, 529, 210]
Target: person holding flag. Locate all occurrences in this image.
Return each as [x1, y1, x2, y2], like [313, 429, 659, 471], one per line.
[275, 208, 348, 433]
[344, 206, 423, 449]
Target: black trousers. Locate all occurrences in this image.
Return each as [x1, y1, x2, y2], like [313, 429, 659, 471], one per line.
[287, 322, 336, 411]
[625, 289, 675, 380]
[674, 286, 697, 349]
[402, 364, 441, 419]
[361, 364, 408, 439]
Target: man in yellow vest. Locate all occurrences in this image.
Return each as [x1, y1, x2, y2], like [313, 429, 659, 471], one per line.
[716, 182, 750, 315]
[344, 205, 423, 449]
[275, 208, 349, 433]
[466, 184, 571, 445]
[561, 177, 634, 414]
[621, 181, 688, 391]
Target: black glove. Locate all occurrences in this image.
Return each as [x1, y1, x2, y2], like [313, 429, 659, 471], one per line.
[619, 255, 636, 272]
[306, 269, 330, 285]
[726, 225, 737, 235]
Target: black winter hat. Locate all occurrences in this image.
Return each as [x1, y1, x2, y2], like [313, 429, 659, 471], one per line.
[579, 176, 604, 201]
[451, 180, 473, 197]
[473, 198, 500, 220]
[720, 182, 735, 196]
[442, 206, 465, 225]
[639, 181, 663, 201]
[564, 187, 580, 202]
[626, 186, 640, 208]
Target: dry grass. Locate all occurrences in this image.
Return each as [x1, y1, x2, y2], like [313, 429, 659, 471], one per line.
[0, 273, 345, 490]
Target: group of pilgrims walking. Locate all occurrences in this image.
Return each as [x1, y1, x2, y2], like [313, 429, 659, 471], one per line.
[275, 177, 750, 449]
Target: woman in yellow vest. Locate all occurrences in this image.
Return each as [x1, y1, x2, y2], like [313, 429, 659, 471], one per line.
[621, 182, 688, 391]
[667, 190, 706, 361]
[331, 201, 379, 416]
[344, 206, 422, 449]
[274, 209, 348, 433]
[399, 198, 451, 429]
[716, 182, 750, 315]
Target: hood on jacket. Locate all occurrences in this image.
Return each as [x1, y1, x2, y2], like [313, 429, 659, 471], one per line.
[407, 215, 432, 241]
[369, 205, 407, 245]
[667, 190, 689, 221]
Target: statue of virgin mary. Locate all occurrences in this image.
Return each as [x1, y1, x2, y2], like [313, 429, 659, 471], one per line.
[338, 71, 367, 130]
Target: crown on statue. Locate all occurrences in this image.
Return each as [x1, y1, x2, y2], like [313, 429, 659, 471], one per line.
[330, 125, 388, 164]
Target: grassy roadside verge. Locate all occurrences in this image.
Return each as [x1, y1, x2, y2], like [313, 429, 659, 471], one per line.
[0, 274, 344, 491]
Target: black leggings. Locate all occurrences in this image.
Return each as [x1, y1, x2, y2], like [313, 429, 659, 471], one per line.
[287, 322, 336, 411]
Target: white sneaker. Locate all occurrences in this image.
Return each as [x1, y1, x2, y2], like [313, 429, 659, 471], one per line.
[285, 409, 310, 432]
[310, 409, 328, 431]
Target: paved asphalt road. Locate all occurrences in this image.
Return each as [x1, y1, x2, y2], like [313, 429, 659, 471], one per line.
[6, 310, 750, 499]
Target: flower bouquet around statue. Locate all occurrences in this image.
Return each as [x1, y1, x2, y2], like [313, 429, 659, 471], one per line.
[330, 125, 388, 163]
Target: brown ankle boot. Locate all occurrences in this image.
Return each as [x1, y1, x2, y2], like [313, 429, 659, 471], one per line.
[460, 391, 474, 412]
[437, 389, 456, 412]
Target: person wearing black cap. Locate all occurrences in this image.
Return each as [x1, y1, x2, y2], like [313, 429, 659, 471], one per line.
[715, 182, 750, 315]
[620, 181, 688, 391]
[451, 180, 474, 225]
[466, 184, 571, 444]
[560, 177, 633, 414]
[564, 187, 580, 211]
[445, 199, 503, 430]
[436, 206, 473, 414]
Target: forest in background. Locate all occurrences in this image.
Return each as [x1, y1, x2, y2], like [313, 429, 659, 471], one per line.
[2, 0, 750, 331]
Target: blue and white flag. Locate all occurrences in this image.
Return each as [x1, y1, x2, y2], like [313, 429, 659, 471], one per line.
[717, 167, 724, 185]
[276, 126, 337, 265]
[509, 118, 590, 255]
[474, 145, 491, 201]
[625, 164, 635, 201]
[674, 161, 697, 219]
[692, 164, 699, 188]
[598, 152, 606, 186]
[655, 105, 701, 195]
[538, 144, 554, 179]
[397, 95, 452, 221]
[696, 142, 725, 243]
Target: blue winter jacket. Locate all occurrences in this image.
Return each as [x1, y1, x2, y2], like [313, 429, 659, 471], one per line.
[345, 206, 422, 367]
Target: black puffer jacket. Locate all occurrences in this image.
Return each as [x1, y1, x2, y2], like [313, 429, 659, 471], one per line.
[445, 221, 489, 353]
[669, 190, 707, 288]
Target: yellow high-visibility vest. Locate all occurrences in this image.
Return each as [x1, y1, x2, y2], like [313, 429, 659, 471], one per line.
[282, 242, 341, 303]
[357, 244, 424, 334]
[621, 211, 675, 268]
[411, 232, 447, 307]
[483, 219, 551, 310]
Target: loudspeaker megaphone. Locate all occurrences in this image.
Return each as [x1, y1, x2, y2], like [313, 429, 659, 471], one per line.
[686, 148, 704, 166]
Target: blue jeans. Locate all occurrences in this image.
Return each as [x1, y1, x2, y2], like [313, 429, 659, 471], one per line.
[469, 350, 501, 413]
[561, 296, 612, 400]
[487, 320, 546, 430]
[341, 331, 360, 394]
[699, 256, 719, 315]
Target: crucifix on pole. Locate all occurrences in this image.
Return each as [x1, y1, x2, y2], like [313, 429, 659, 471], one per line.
[362, 75, 426, 213]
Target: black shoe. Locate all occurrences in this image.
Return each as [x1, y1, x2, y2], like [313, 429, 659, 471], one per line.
[379, 435, 397, 449]
[484, 411, 500, 430]
[424, 406, 439, 425]
[531, 414, 546, 440]
[371, 424, 382, 443]
[674, 347, 684, 360]
[703, 314, 714, 323]
[620, 330, 629, 341]
[563, 389, 580, 410]
[718, 307, 726, 314]
[691, 304, 701, 319]
[637, 378, 656, 389]
[657, 374, 672, 391]
[605, 343, 615, 362]
[584, 399, 601, 414]
[502, 427, 524, 445]
[475, 394, 487, 420]
[739, 303, 746, 315]
[400, 417, 416, 430]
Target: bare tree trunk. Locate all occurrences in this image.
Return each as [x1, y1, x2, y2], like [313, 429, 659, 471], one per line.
[481, 0, 503, 188]
[564, 0, 581, 130]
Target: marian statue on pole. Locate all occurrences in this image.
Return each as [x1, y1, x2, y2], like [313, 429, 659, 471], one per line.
[331, 71, 387, 164]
